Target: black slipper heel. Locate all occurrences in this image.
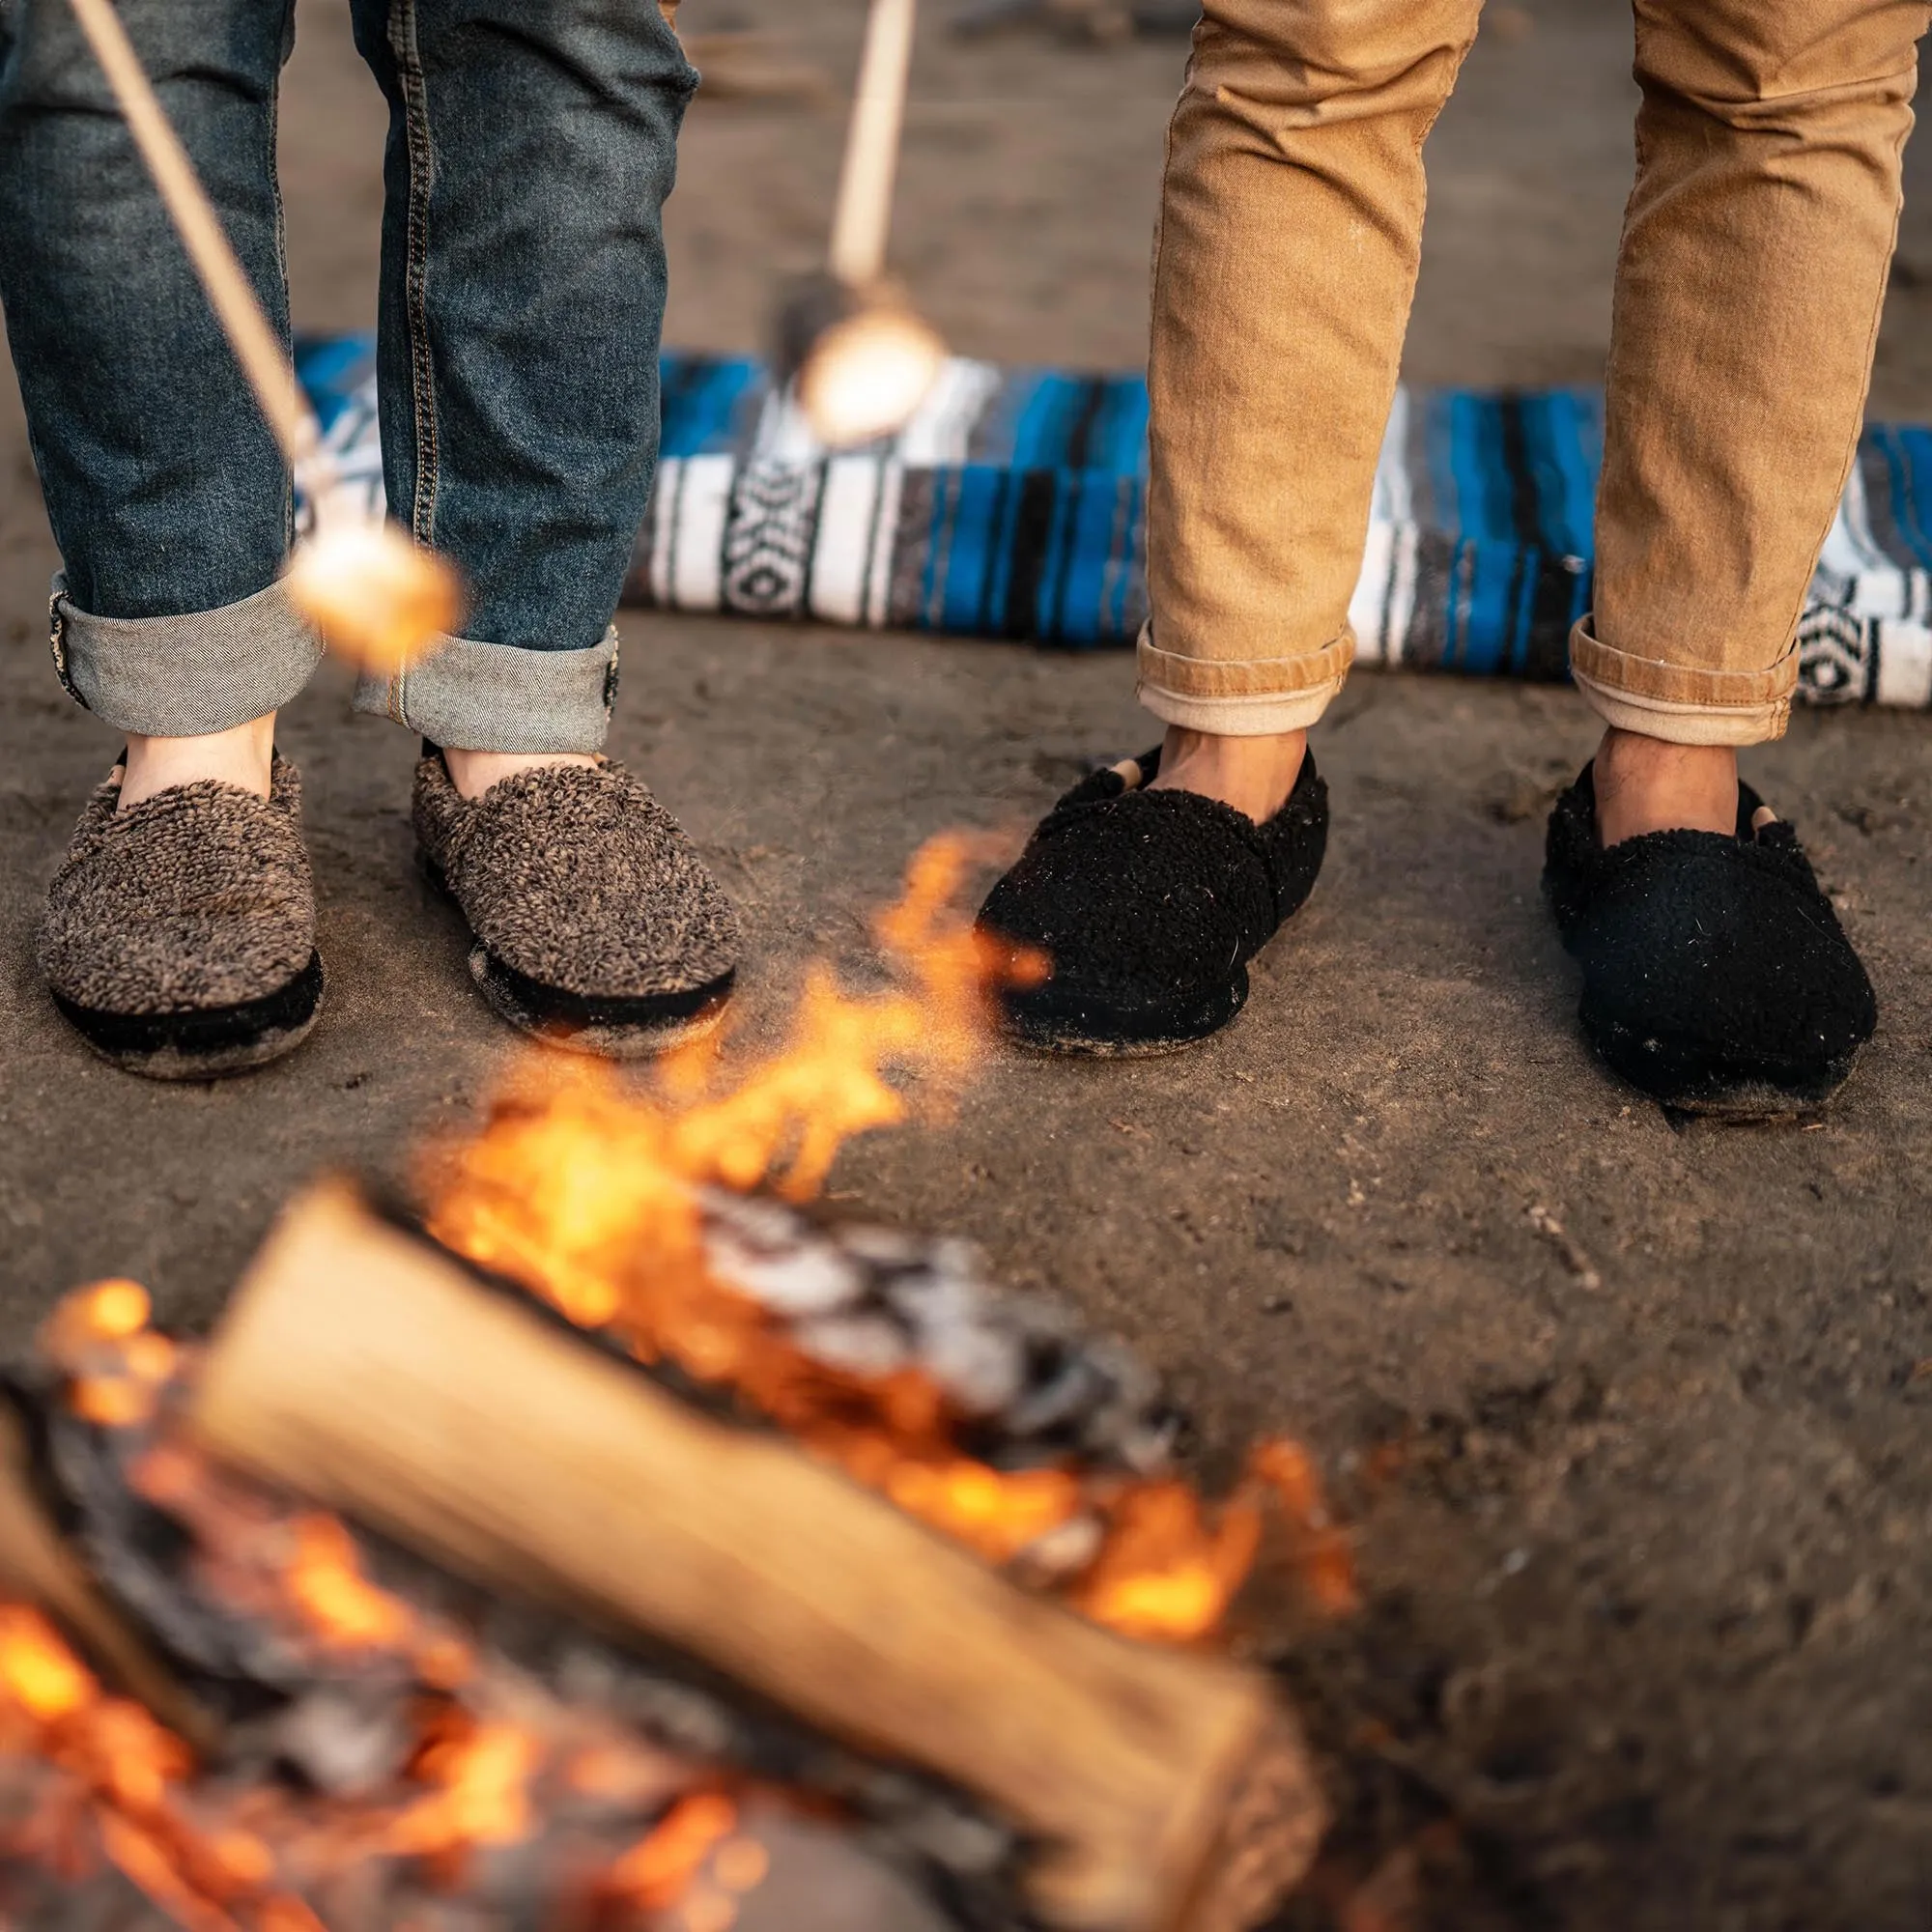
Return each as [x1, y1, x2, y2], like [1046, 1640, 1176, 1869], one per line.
[976, 747, 1328, 1056]
[1543, 764, 1877, 1116]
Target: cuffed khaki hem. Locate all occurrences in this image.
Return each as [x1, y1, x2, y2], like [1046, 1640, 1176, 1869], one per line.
[1135, 618, 1352, 733]
[353, 625, 620, 753]
[1136, 619, 1356, 701]
[1569, 615, 1795, 747]
[1137, 677, 1343, 735]
[49, 573, 325, 736]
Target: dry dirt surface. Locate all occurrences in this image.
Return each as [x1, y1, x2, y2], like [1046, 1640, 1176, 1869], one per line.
[2, 4, 1930, 1929]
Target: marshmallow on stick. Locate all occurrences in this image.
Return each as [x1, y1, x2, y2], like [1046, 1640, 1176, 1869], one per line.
[64, 0, 462, 672]
[777, 0, 945, 447]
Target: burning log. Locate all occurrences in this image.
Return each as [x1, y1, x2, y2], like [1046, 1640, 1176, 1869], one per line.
[5, 844, 1339, 1929]
[185, 1180, 1325, 1932]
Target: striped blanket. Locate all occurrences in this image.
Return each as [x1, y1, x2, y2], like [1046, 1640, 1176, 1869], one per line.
[296, 337, 1932, 710]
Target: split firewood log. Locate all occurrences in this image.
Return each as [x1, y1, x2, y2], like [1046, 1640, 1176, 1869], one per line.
[187, 1179, 1326, 1932]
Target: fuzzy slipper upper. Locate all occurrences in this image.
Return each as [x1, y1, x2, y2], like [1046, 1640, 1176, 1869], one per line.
[40, 757, 316, 1016]
[976, 749, 1329, 1054]
[413, 753, 740, 1041]
[38, 755, 322, 1078]
[1544, 764, 1877, 1111]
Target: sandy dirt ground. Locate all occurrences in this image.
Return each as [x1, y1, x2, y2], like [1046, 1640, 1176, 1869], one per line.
[2, 3, 1930, 1928]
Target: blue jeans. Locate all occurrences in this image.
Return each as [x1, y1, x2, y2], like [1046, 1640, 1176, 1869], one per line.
[0, 0, 696, 752]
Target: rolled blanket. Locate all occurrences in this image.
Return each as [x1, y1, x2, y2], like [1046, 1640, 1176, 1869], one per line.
[296, 336, 1932, 711]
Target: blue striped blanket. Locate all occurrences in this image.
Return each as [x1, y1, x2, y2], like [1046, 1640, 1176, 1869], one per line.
[296, 337, 1932, 710]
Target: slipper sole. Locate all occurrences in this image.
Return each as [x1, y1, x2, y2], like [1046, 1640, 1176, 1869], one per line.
[469, 945, 734, 1061]
[424, 849, 735, 1059]
[997, 970, 1249, 1058]
[50, 952, 326, 1081]
[1586, 1010, 1864, 1120]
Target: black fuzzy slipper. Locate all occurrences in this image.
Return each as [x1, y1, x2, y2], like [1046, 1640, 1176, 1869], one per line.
[38, 755, 324, 1080]
[413, 749, 740, 1060]
[976, 748, 1328, 1055]
[1544, 764, 1877, 1116]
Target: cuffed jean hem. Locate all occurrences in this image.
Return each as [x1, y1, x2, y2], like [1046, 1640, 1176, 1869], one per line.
[1135, 618, 1350, 735]
[48, 573, 324, 736]
[1569, 616, 1796, 748]
[352, 625, 620, 753]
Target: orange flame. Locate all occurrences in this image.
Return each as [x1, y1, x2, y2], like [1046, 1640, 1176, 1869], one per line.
[427, 837, 1351, 1638]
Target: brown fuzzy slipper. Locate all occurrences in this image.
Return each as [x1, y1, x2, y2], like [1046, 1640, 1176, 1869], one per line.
[38, 755, 324, 1080]
[413, 749, 740, 1059]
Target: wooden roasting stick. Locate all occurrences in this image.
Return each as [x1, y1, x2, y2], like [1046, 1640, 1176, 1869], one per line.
[189, 1182, 1326, 1932]
[64, 0, 462, 669]
[830, 0, 919, 287]
[0, 1404, 219, 1752]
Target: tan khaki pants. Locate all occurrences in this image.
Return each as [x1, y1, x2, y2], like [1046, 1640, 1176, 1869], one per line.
[1139, 0, 1930, 745]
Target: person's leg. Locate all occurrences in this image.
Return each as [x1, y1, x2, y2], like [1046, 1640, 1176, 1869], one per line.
[1139, 0, 1483, 820]
[1542, 0, 1921, 1112]
[0, 0, 314, 802]
[977, 0, 1480, 1054]
[347, 0, 737, 1058]
[347, 0, 694, 778]
[0, 0, 325, 1076]
[1580, 0, 1929, 839]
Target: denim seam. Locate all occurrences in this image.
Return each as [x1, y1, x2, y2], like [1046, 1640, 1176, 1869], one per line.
[388, 0, 439, 737]
[268, 5, 296, 556]
[47, 582, 81, 709]
[390, 0, 439, 554]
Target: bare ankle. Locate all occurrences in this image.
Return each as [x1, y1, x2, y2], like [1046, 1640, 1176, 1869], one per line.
[119, 714, 276, 810]
[1593, 728, 1738, 845]
[442, 747, 599, 802]
[1147, 725, 1308, 824]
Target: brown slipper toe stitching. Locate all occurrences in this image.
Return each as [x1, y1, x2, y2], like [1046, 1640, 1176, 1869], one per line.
[413, 753, 742, 1051]
[38, 757, 321, 1076]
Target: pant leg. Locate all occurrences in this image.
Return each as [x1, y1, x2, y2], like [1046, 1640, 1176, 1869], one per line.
[0, 0, 320, 734]
[348, 0, 696, 754]
[1137, 0, 1482, 736]
[1576, 0, 1931, 746]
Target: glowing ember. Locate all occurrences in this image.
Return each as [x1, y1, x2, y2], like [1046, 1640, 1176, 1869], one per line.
[43, 1279, 179, 1430]
[0, 1604, 313, 1930]
[282, 1515, 416, 1655]
[384, 1711, 542, 1861]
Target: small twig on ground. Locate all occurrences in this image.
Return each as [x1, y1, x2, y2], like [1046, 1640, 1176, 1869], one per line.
[1526, 1202, 1603, 1291]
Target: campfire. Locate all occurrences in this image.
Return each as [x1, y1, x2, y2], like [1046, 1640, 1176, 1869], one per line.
[0, 841, 1347, 1931]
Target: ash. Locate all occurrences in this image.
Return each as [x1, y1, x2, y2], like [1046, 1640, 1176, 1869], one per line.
[697, 1189, 1184, 1476]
